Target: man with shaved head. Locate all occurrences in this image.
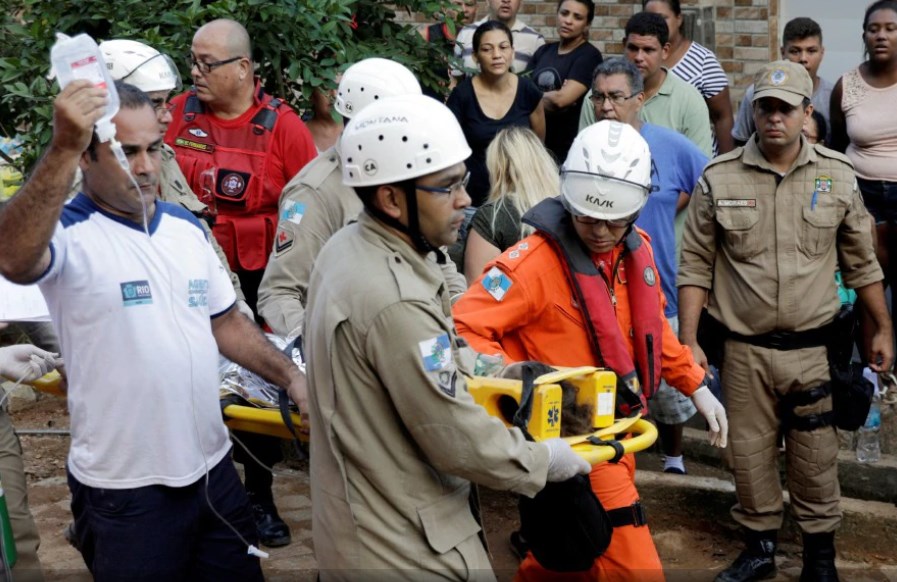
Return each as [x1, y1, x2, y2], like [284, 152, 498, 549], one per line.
[165, 18, 316, 549]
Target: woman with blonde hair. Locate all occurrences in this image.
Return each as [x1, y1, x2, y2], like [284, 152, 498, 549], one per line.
[463, 126, 559, 283]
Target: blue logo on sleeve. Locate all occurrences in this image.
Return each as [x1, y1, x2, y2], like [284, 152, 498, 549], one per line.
[120, 280, 153, 306]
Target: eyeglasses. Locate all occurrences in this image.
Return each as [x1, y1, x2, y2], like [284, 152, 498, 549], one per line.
[417, 171, 471, 196]
[150, 97, 171, 114]
[589, 92, 638, 106]
[573, 214, 637, 228]
[188, 55, 243, 75]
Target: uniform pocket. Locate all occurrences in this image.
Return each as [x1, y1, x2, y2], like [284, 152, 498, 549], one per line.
[800, 207, 840, 257]
[417, 486, 481, 578]
[716, 208, 763, 260]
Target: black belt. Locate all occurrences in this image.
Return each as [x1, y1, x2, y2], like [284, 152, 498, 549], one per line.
[727, 320, 836, 351]
[606, 501, 647, 528]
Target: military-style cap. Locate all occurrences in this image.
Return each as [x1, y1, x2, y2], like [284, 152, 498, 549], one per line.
[752, 60, 813, 106]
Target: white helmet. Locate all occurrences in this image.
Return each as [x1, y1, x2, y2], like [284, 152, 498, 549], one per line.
[334, 58, 422, 118]
[341, 94, 471, 187]
[99, 39, 181, 93]
[561, 121, 653, 221]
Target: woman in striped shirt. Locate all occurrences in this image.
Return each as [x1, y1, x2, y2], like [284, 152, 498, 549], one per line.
[643, 0, 734, 154]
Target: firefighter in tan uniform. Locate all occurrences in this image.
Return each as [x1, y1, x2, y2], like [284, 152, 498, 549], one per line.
[304, 94, 590, 580]
[678, 61, 893, 582]
[258, 58, 466, 339]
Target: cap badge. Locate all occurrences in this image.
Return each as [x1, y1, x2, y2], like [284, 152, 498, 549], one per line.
[770, 69, 787, 86]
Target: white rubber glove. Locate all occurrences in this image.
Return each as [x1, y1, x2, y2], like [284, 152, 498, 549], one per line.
[691, 386, 728, 448]
[543, 438, 592, 482]
[236, 300, 255, 319]
[0, 345, 63, 383]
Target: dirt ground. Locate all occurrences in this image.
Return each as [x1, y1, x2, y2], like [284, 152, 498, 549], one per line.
[8, 392, 897, 580]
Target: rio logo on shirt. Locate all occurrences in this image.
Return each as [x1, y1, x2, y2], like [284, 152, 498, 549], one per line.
[120, 280, 153, 307]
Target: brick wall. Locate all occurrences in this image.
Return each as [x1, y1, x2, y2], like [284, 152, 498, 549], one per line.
[403, 0, 783, 104]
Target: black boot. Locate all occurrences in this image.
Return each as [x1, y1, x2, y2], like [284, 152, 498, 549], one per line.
[249, 494, 292, 548]
[800, 531, 839, 582]
[715, 529, 778, 582]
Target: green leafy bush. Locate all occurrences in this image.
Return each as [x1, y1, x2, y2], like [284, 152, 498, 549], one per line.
[1, 0, 459, 171]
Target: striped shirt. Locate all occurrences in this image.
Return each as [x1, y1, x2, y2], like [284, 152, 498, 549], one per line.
[452, 17, 545, 77]
[669, 41, 728, 155]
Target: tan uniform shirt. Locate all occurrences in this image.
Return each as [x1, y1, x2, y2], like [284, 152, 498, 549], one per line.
[678, 139, 881, 335]
[304, 213, 549, 579]
[257, 145, 468, 338]
[69, 144, 244, 301]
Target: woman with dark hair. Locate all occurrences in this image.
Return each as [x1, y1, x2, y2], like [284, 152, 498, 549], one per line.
[831, 0, 897, 275]
[447, 20, 545, 210]
[803, 109, 828, 146]
[526, 0, 603, 162]
[643, 0, 734, 154]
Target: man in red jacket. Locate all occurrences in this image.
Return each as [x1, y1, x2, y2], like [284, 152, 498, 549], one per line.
[164, 18, 315, 549]
[453, 120, 727, 581]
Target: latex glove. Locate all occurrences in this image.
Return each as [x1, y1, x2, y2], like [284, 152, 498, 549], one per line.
[236, 300, 255, 319]
[543, 438, 591, 482]
[691, 386, 728, 448]
[0, 345, 63, 383]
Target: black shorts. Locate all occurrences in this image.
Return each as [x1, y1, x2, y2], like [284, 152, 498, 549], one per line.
[857, 177, 897, 225]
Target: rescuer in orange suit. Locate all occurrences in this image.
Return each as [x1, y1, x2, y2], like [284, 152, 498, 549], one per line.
[453, 121, 728, 581]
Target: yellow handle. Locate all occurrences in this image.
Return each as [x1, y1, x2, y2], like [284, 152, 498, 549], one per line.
[26, 370, 65, 397]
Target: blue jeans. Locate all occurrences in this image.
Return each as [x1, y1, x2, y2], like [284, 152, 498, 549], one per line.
[68, 454, 263, 582]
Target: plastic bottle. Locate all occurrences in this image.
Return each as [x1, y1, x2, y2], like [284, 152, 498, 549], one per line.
[50, 32, 119, 143]
[856, 369, 881, 463]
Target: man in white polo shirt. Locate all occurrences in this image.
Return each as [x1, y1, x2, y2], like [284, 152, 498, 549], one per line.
[0, 81, 306, 579]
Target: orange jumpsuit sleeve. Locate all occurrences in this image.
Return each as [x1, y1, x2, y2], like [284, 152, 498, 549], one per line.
[453, 262, 536, 364]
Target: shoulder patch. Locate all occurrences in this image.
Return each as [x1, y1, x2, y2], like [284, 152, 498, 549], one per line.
[280, 201, 306, 225]
[482, 266, 513, 302]
[274, 227, 294, 256]
[419, 333, 452, 372]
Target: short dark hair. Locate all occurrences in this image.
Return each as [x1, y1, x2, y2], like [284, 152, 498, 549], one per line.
[87, 81, 153, 160]
[473, 20, 514, 52]
[864, 1, 897, 30]
[641, 0, 680, 16]
[558, 0, 596, 25]
[591, 57, 644, 95]
[625, 12, 669, 47]
[782, 17, 823, 45]
[809, 109, 828, 145]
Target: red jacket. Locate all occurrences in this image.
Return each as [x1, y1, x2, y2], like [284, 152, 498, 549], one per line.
[165, 81, 315, 271]
[453, 227, 704, 397]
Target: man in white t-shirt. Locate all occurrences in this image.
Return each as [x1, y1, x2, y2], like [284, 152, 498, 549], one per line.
[453, 0, 545, 77]
[0, 81, 306, 580]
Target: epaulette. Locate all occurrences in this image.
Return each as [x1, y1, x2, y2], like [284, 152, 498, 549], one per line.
[703, 146, 745, 171]
[813, 143, 854, 167]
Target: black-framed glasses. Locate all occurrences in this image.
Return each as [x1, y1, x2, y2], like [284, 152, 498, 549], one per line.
[417, 171, 471, 196]
[188, 55, 243, 75]
[150, 97, 171, 114]
[589, 92, 638, 106]
[572, 214, 638, 228]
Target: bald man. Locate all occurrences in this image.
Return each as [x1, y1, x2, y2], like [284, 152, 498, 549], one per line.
[164, 18, 315, 548]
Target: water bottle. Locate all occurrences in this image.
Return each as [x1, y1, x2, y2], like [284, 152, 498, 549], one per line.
[50, 32, 120, 143]
[856, 371, 881, 463]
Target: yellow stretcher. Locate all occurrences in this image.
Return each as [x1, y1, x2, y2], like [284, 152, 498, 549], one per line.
[29, 366, 656, 464]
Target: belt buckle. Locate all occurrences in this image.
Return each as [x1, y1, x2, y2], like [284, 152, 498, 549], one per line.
[766, 331, 788, 350]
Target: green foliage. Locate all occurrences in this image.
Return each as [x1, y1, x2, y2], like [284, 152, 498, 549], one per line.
[1, 0, 461, 171]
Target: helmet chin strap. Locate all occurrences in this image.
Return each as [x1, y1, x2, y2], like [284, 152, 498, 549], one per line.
[362, 183, 447, 264]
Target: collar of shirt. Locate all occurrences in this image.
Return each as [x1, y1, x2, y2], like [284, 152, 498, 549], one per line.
[741, 134, 818, 176]
[357, 212, 446, 292]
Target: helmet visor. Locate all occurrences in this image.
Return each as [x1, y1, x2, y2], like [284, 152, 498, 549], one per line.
[560, 170, 650, 221]
[121, 53, 183, 93]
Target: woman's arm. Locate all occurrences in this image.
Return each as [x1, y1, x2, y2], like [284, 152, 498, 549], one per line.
[542, 79, 589, 112]
[464, 229, 502, 285]
[829, 78, 849, 153]
[706, 87, 735, 154]
[529, 100, 546, 142]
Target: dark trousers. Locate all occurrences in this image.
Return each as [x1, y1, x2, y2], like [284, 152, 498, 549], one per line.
[67, 455, 263, 582]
